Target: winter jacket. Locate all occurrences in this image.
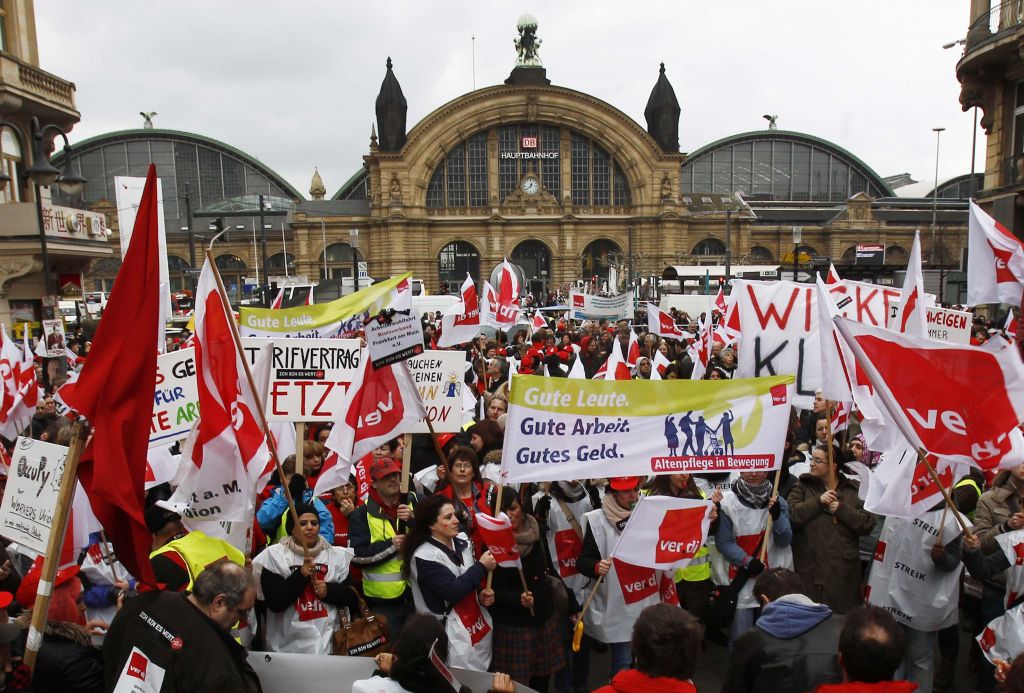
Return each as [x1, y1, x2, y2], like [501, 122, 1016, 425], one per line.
[813, 683, 918, 693]
[16, 615, 103, 693]
[593, 669, 698, 693]
[722, 594, 844, 693]
[488, 536, 556, 628]
[973, 471, 1023, 587]
[256, 486, 334, 543]
[787, 474, 874, 614]
[103, 591, 262, 693]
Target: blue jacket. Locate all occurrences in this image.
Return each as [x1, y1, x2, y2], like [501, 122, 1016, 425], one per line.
[256, 486, 334, 543]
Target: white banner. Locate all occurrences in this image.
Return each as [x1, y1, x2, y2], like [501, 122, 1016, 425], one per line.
[568, 291, 632, 320]
[500, 374, 794, 483]
[0, 437, 68, 554]
[242, 339, 361, 422]
[150, 348, 200, 448]
[886, 304, 972, 345]
[407, 351, 465, 433]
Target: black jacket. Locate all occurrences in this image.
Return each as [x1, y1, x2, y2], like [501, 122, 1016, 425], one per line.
[489, 538, 554, 628]
[103, 591, 262, 693]
[17, 617, 103, 693]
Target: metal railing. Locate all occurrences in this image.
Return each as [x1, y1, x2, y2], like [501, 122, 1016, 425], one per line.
[970, 0, 1024, 39]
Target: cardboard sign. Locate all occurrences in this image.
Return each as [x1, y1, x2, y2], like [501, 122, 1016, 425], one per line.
[365, 312, 425, 369]
[407, 350, 465, 433]
[886, 304, 971, 345]
[150, 348, 200, 448]
[568, 291, 631, 320]
[41, 319, 66, 357]
[243, 338, 362, 422]
[0, 437, 68, 554]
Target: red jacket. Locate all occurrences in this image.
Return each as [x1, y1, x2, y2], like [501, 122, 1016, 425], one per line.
[593, 669, 698, 693]
[814, 682, 918, 693]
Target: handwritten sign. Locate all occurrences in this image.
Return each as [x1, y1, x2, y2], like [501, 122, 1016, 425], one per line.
[407, 351, 465, 433]
[150, 348, 200, 448]
[0, 437, 68, 554]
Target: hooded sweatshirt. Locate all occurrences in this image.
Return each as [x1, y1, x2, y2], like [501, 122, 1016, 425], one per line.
[592, 668, 697, 693]
[756, 593, 833, 638]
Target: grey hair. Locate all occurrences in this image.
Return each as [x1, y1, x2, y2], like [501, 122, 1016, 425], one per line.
[191, 561, 254, 607]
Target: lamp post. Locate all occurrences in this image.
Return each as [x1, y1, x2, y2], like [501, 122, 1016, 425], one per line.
[258, 193, 269, 290]
[0, 116, 86, 300]
[792, 226, 802, 282]
[725, 208, 733, 287]
[349, 228, 360, 295]
[183, 181, 196, 291]
[930, 127, 945, 296]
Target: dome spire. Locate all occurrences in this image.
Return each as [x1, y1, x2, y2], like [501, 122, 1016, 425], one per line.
[644, 62, 681, 153]
[309, 167, 326, 200]
[375, 57, 407, 152]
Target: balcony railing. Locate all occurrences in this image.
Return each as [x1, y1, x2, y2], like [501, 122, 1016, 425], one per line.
[971, 0, 1024, 40]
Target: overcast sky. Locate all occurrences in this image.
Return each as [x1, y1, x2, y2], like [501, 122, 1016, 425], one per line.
[37, 2, 979, 198]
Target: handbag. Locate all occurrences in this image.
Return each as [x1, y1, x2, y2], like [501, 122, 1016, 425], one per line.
[707, 532, 767, 629]
[331, 587, 389, 657]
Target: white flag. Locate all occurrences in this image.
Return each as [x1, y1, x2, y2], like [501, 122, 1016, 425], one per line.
[612, 496, 713, 570]
[968, 200, 1024, 306]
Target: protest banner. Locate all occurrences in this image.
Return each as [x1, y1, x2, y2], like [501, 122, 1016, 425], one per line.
[150, 347, 200, 447]
[407, 350, 464, 433]
[0, 437, 67, 554]
[241, 338, 361, 422]
[885, 304, 971, 345]
[500, 374, 793, 483]
[365, 311, 425, 368]
[41, 319, 66, 357]
[728, 280, 820, 408]
[568, 291, 631, 320]
[238, 273, 412, 339]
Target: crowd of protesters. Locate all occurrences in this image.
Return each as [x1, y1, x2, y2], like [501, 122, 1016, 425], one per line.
[0, 304, 1021, 693]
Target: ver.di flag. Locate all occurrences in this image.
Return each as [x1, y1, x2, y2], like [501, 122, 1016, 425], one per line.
[318, 352, 426, 496]
[968, 200, 1024, 306]
[500, 374, 793, 483]
[437, 274, 481, 348]
[611, 496, 713, 569]
[978, 604, 1024, 666]
[474, 512, 521, 567]
[836, 316, 1024, 470]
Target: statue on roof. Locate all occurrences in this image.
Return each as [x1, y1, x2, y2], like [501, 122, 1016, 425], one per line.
[140, 112, 157, 129]
[514, 14, 543, 67]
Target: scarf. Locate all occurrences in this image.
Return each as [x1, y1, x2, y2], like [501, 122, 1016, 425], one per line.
[280, 534, 330, 559]
[602, 493, 632, 532]
[514, 514, 541, 557]
[369, 486, 400, 520]
[733, 477, 773, 509]
[555, 480, 587, 502]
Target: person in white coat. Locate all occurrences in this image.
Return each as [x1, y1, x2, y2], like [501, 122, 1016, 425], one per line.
[404, 494, 498, 672]
[252, 502, 358, 654]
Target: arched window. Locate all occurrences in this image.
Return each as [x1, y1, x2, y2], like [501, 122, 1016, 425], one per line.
[215, 254, 247, 304]
[167, 255, 191, 293]
[320, 243, 363, 281]
[426, 133, 489, 208]
[692, 238, 726, 256]
[570, 133, 630, 206]
[511, 240, 552, 297]
[0, 127, 23, 204]
[438, 241, 480, 294]
[885, 245, 907, 265]
[497, 125, 562, 201]
[581, 239, 622, 285]
[749, 246, 776, 263]
[841, 246, 857, 263]
[89, 257, 122, 293]
[267, 252, 296, 277]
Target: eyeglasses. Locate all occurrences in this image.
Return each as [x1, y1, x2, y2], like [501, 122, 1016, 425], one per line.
[450, 462, 474, 471]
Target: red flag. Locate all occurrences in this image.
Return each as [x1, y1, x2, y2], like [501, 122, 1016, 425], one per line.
[474, 512, 521, 567]
[532, 312, 546, 331]
[60, 164, 160, 586]
[826, 262, 841, 285]
[437, 274, 480, 348]
[713, 287, 727, 314]
[0, 324, 36, 440]
[836, 316, 1024, 470]
[968, 200, 1024, 306]
[646, 303, 686, 340]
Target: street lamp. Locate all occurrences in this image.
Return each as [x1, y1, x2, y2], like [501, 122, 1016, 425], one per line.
[349, 228, 360, 295]
[792, 226, 802, 282]
[930, 127, 945, 302]
[0, 116, 87, 298]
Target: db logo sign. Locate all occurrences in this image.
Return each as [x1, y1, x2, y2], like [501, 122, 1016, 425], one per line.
[521, 136, 538, 149]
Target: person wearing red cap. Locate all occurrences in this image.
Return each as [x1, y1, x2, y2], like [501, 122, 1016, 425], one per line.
[348, 455, 418, 639]
[577, 476, 676, 683]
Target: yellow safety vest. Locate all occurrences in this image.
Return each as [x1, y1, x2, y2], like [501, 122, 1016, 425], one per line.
[150, 531, 246, 591]
[954, 477, 982, 521]
[640, 488, 712, 584]
[361, 502, 409, 600]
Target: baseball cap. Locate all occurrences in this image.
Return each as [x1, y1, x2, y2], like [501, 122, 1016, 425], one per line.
[608, 476, 641, 491]
[370, 458, 402, 481]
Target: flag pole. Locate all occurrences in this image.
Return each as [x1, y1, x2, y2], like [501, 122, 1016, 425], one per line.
[760, 466, 783, 562]
[295, 422, 305, 475]
[485, 485, 505, 590]
[824, 400, 838, 525]
[917, 449, 970, 534]
[572, 573, 605, 652]
[516, 567, 536, 617]
[24, 422, 87, 673]
[204, 250, 307, 559]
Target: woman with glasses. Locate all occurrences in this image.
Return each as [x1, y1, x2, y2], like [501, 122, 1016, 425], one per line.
[786, 444, 874, 614]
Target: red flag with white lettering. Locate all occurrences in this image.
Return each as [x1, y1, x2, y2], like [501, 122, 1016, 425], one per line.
[318, 352, 426, 496]
[646, 303, 686, 340]
[836, 316, 1024, 470]
[474, 511, 521, 568]
[968, 200, 1024, 307]
[437, 274, 481, 347]
[611, 496, 713, 569]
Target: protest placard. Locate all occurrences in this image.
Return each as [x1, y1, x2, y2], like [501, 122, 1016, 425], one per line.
[407, 350, 464, 433]
[366, 312, 425, 369]
[885, 304, 971, 345]
[41, 319, 66, 357]
[150, 347, 200, 447]
[242, 338, 362, 422]
[238, 273, 412, 339]
[500, 374, 793, 483]
[0, 437, 68, 554]
[568, 291, 631, 320]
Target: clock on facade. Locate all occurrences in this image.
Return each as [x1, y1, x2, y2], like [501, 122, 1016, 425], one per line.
[520, 175, 540, 196]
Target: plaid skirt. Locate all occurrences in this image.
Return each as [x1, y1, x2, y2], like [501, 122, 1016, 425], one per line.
[489, 612, 568, 682]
